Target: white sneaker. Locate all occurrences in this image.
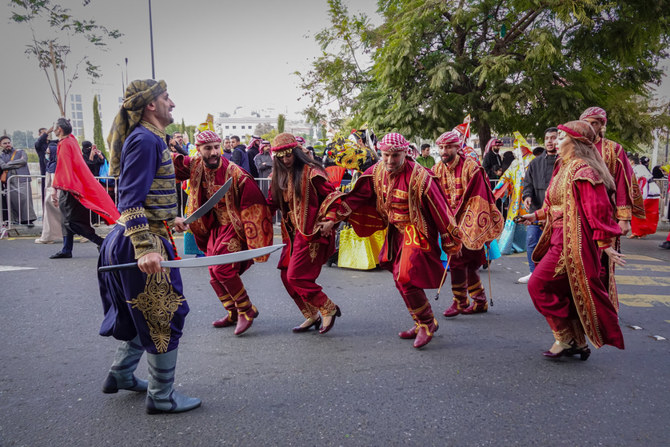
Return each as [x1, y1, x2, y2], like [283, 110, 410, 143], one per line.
[517, 273, 532, 284]
[35, 238, 55, 244]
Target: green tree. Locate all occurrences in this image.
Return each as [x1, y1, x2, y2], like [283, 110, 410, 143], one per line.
[92, 95, 106, 156]
[10, 0, 122, 117]
[165, 123, 181, 136]
[277, 114, 286, 133]
[299, 0, 670, 150]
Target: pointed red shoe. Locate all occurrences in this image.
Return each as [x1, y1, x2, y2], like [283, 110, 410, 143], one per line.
[443, 301, 467, 317]
[461, 299, 488, 315]
[398, 326, 418, 339]
[234, 306, 259, 336]
[413, 326, 433, 349]
[212, 314, 237, 328]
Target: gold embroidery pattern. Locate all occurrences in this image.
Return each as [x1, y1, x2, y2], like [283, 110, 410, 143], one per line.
[128, 270, 186, 353]
[226, 238, 242, 253]
[308, 242, 320, 262]
[562, 160, 605, 348]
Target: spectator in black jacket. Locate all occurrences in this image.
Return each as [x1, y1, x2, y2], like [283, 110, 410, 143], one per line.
[518, 127, 558, 284]
[34, 126, 53, 200]
[230, 135, 250, 173]
[82, 141, 106, 176]
[482, 138, 504, 180]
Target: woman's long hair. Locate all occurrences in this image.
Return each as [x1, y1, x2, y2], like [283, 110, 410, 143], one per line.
[270, 147, 325, 207]
[569, 140, 615, 192]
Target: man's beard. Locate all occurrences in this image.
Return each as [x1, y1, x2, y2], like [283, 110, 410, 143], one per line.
[441, 154, 455, 164]
[204, 157, 220, 169]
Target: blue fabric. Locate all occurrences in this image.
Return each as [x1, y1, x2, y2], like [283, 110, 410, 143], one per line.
[183, 231, 204, 256]
[525, 224, 542, 273]
[97, 125, 188, 355]
[486, 239, 501, 261]
[498, 220, 527, 255]
[98, 225, 189, 354]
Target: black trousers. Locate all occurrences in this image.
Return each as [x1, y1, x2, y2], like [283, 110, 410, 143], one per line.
[59, 191, 104, 248]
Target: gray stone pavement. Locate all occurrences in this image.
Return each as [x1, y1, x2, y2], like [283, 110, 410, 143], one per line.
[0, 229, 668, 446]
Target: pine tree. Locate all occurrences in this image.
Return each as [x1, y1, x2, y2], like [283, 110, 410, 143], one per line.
[93, 95, 106, 156]
[277, 114, 286, 133]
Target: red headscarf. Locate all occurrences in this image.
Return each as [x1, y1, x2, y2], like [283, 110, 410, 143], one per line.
[579, 107, 607, 124]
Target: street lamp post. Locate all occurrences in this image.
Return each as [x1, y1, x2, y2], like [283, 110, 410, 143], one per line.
[148, 0, 156, 79]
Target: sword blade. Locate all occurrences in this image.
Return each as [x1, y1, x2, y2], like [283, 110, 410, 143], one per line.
[98, 244, 285, 272]
[182, 178, 232, 225]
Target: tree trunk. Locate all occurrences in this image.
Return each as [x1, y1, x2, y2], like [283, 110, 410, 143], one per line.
[49, 42, 65, 117]
[477, 120, 492, 158]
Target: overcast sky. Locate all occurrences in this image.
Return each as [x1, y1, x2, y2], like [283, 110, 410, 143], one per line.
[0, 0, 379, 135]
[1, 1, 668, 139]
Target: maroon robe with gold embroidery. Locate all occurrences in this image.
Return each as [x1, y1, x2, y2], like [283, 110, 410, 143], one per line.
[173, 154, 272, 320]
[320, 158, 462, 333]
[433, 155, 503, 308]
[528, 157, 623, 349]
[596, 138, 644, 221]
[268, 164, 338, 318]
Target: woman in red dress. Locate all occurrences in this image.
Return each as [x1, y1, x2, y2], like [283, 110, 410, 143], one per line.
[521, 120, 625, 360]
[268, 133, 341, 334]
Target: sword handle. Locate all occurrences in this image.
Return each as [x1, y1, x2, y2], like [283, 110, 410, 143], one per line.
[98, 262, 139, 272]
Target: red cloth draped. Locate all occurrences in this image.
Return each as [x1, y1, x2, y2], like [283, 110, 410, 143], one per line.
[631, 198, 659, 237]
[52, 134, 120, 224]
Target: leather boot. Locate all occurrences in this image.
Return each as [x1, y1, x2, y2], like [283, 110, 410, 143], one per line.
[462, 295, 488, 314]
[443, 297, 469, 317]
[146, 348, 201, 414]
[102, 335, 148, 393]
[413, 319, 438, 349]
[398, 324, 418, 339]
[234, 305, 259, 336]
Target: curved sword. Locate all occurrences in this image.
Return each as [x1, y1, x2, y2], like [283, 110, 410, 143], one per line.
[98, 244, 285, 272]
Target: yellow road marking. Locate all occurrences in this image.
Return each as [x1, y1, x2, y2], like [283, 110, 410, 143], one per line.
[619, 264, 670, 273]
[616, 275, 670, 286]
[623, 254, 666, 262]
[618, 294, 670, 308]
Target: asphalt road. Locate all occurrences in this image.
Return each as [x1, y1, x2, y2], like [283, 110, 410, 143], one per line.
[0, 231, 669, 447]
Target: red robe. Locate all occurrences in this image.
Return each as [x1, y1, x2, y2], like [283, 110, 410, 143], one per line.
[596, 138, 644, 221]
[268, 164, 337, 312]
[529, 158, 623, 349]
[433, 155, 502, 252]
[173, 154, 272, 258]
[321, 159, 461, 289]
[52, 134, 120, 224]
[433, 155, 503, 304]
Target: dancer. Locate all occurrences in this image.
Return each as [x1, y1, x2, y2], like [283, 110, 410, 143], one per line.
[579, 107, 644, 234]
[319, 133, 462, 349]
[268, 133, 341, 334]
[521, 120, 625, 360]
[173, 130, 273, 334]
[99, 79, 200, 414]
[432, 131, 503, 317]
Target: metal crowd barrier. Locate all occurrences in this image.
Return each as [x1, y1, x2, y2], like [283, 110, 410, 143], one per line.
[1, 174, 43, 230]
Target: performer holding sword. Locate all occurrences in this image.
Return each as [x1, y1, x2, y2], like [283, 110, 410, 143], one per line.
[172, 130, 274, 335]
[99, 80, 281, 414]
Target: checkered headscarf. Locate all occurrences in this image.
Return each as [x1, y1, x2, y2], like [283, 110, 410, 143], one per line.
[378, 133, 410, 152]
[579, 107, 607, 124]
[435, 131, 460, 146]
[195, 130, 221, 145]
